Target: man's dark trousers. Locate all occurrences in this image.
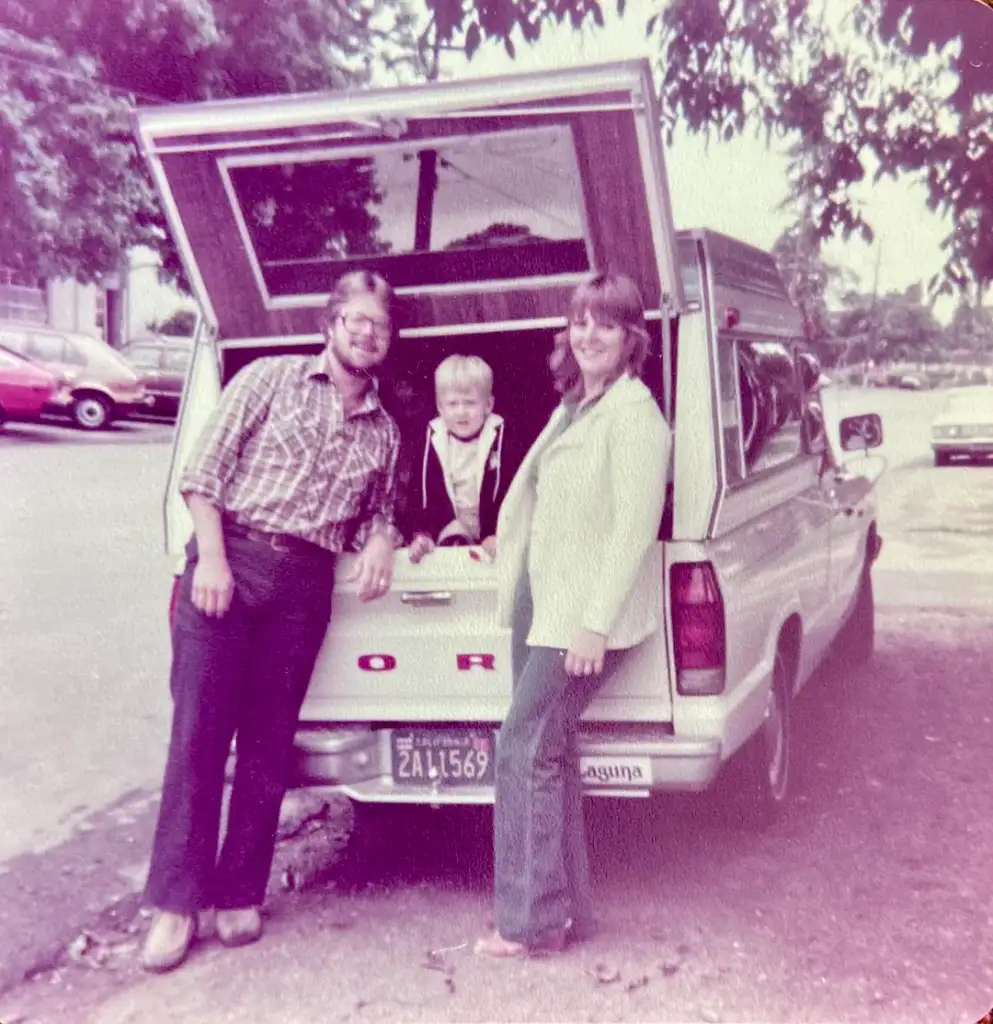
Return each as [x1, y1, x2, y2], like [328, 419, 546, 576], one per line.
[145, 533, 335, 913]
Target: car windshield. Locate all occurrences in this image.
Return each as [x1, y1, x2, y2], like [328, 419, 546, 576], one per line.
[942, 389, 993, 418]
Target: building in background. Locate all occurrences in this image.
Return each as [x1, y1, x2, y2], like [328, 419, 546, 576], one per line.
[0, 247, 194, 348]
[0, 268, 48, 324]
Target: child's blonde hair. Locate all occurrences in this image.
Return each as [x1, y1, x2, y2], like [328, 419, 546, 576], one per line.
[434, 354, 494, 399]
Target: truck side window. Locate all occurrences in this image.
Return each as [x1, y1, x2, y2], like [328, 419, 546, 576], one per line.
[717, 339, 745, 484]
[736, 339, 803, 476]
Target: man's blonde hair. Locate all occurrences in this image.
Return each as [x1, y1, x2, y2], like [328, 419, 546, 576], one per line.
[434, 354, 494, 399]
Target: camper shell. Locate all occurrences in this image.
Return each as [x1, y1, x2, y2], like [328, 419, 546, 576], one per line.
[135, 60, 881, 819]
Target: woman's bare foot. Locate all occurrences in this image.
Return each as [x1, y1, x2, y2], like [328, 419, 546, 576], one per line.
[473, 932, 528, 958]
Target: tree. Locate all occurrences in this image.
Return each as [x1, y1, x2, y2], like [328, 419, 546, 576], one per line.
[947, 301, 993, 358]
[833, 284, 944, 365]
[771, 216, 858, 365]
[648, 0, 993, 296]
[416, 0, 993, 296]
[5, 0, 993, 295]
[0, 1, 419, 284]
[445, 222, 551, 249]
[148, 308, 198, 336]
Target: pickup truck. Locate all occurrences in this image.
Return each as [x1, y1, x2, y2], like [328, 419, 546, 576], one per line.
[136, 58, 883, 832]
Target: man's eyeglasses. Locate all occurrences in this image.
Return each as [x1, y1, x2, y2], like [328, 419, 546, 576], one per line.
[340, 311, 391, 341]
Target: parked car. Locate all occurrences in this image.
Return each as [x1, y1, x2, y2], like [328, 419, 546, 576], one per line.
[120, 335, 192, 420]
[0, 347, 73, 427]
[0, 322, 152, 429]
[931, 386, 993, 465]
[138, 59, 883, 835]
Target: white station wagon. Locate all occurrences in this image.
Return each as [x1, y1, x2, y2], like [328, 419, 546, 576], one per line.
[136, 59, 883, 834]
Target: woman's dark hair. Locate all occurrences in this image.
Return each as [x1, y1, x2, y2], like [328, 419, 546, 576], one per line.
[549, 272, 651, 399]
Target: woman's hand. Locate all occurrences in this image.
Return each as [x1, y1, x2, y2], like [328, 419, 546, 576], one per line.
[408, 533, 435, 564]
[481, 535, 497, 561]
[564, 628, 607, 677]
[191, 553, 234, 617]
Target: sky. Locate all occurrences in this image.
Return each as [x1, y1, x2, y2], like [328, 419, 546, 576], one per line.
[439, 0, 958, 320]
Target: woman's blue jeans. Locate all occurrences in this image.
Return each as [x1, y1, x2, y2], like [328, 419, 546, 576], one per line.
[493, 645, 625, 946]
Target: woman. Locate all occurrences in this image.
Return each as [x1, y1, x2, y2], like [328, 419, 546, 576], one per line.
[475, 272, 670, 958]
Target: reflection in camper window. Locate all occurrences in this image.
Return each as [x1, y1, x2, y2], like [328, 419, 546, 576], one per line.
[225, 125, 591, 296]
[736, 340, 803, 475]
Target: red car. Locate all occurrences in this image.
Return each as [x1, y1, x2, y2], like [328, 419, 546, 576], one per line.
[0, 346, 65, 427]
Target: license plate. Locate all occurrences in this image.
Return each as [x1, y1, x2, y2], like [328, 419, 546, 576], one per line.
[390, 729, 495, 786]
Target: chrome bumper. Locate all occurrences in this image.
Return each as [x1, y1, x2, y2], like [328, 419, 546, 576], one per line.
[289, 725, 722, 804]
[932, 441, 993, 454]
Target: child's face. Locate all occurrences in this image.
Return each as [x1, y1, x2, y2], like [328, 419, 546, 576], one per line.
[437, 386, 493, 439]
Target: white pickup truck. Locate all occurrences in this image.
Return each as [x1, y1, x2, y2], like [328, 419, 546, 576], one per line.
[136, 59, 883, 829]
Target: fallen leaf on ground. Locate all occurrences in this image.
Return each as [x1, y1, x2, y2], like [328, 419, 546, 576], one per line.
[590, 962, 621, 985]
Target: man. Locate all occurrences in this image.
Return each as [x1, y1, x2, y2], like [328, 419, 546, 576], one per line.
[141, 270, 400, 972]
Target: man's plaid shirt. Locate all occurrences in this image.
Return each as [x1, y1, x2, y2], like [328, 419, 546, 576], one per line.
[179, 354, 402, 553]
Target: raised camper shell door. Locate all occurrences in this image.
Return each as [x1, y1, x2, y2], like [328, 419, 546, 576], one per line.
[133, 59, 684, 343]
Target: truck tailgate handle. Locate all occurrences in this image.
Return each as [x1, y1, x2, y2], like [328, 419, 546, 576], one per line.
[400, 590, 454, 607]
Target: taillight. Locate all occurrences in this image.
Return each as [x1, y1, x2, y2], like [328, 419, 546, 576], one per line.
[168, 576, 182, 629]
[670, 562, 726, 695]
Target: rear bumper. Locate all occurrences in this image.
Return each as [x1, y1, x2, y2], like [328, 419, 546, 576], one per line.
[289, 725, 722, 803]
[932, 441, 993, 456]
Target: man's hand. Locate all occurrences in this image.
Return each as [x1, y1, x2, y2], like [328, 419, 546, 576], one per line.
[408, 533, 435, 565]
[481, 535, 497, 561]
[348, 532, 395, 602]
[191, 553, 234, 617]
[564, 628, 607, 678]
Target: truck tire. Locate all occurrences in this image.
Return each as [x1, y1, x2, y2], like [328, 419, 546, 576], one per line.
[934, 451, 951, 467]
[838, 564, 874, 670]
[725, 642, 794, 829]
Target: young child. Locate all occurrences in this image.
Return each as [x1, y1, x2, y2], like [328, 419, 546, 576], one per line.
[408, 354, 507, 564]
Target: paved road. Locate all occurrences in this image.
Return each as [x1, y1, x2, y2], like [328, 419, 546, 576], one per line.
[1, 392, 993, 1023]
[0, 419, 175, 860]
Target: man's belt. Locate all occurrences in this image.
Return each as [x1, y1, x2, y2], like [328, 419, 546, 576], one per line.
[225, 521, 331, 558]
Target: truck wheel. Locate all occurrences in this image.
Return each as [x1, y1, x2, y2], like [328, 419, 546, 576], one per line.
[72, 393, 113, 430]
[934, 451, 951, 467]
[726, 643, 794, 829]
[838, 564, 874, 669]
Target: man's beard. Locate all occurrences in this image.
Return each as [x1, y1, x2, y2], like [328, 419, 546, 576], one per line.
[332, 337, 377, 378]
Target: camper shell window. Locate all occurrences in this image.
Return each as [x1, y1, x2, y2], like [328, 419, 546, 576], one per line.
[223, 125, 591, 298]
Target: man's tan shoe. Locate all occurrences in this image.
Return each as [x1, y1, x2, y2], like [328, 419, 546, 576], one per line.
[216, 907, 263, 948]
[140, 911, 196, 973]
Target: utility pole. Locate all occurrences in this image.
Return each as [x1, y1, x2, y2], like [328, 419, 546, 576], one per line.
[866, 239, 883, 382]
